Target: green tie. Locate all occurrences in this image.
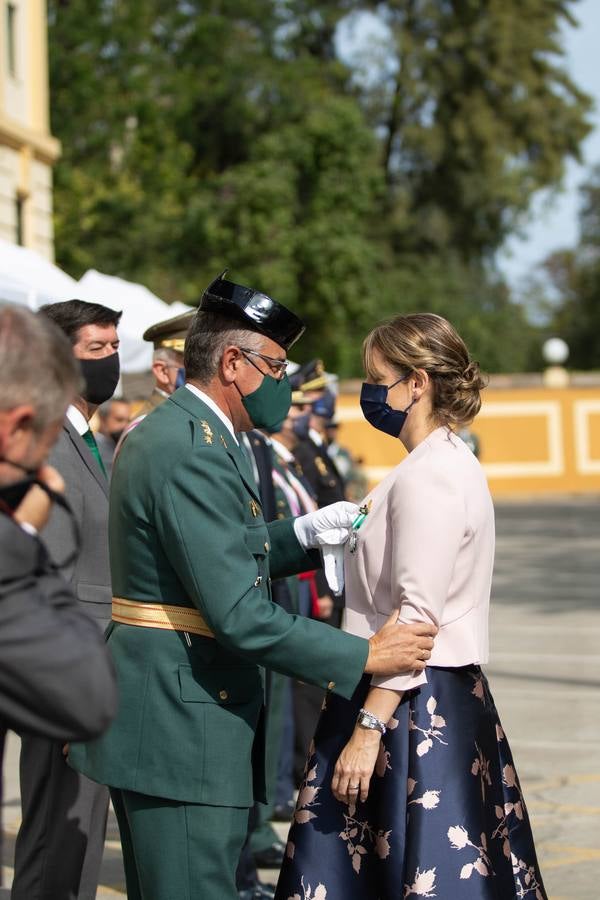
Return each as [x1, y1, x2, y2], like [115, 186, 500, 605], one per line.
[82, 429, 107, 478]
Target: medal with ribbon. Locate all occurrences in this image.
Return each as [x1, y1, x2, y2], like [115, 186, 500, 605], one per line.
[348, 500, 372, 554]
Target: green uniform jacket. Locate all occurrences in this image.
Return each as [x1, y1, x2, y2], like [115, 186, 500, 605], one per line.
[70, 387, 368, 807]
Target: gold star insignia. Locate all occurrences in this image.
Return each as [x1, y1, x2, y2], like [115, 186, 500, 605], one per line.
[199, 420, 213, 445]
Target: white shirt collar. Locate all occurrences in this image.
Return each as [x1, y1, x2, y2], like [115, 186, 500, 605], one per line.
[66, 404, 89, 436]
[270, 437, 294, 463]
[184, 384, 237, 442]
[309, 427, 323, 447]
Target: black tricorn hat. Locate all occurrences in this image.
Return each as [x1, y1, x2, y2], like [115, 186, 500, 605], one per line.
[199, 270, 305, 351]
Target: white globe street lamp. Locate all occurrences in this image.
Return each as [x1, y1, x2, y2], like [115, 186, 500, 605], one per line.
[542, 337, 569, 366]
[542, 337, 570, 387]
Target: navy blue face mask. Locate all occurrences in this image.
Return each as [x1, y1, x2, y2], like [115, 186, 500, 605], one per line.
[175, 367, 186, 389]
[360, 375, 414, 438]
[291, 412, 311, 441]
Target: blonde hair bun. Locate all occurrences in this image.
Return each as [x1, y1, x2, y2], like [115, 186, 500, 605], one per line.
[363, 313, 487, 427]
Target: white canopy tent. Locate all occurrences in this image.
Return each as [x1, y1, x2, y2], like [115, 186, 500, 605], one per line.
[77, 270, 193, 373]
[0, 238, 79, 308]
[0, 239, 194, 373]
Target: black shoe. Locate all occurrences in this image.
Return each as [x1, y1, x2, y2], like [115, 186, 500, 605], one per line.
[238, 881, 276, 899]
[272, 800, 295, 822]
[252, 841, 285, 869]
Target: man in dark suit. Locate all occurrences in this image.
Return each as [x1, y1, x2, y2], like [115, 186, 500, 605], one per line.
[12, 299, 122, 900]
[0, 305, 117, 876]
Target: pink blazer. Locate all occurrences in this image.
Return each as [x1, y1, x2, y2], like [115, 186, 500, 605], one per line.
[343, 426, 495, 692]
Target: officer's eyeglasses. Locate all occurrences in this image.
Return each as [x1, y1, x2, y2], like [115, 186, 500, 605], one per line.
[239, 348, 289, 379]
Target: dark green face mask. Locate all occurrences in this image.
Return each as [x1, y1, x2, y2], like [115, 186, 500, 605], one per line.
[238, 372, 292, 432]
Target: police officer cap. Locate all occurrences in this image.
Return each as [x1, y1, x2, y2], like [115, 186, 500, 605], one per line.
[200, 270, 305, 351]
[143, 310, 196, 353]
[288, 359, 326, 392]
[290, 358, 335, 404]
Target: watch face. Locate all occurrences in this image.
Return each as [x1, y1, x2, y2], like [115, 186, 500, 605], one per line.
[358, 711, 384, 733]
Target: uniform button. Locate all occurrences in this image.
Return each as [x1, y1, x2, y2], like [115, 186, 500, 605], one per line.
[254, 575, 262, 587]
[327, 681, 336, 691]
[264, 542, 270, 552]
[219, 690, 229, 701]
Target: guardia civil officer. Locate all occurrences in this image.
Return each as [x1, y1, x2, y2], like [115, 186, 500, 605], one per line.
[116, 310, 195, 448]
[69, 271, 437, 900]
[292, 363, 346, 509]
[141, 310, 195, 411]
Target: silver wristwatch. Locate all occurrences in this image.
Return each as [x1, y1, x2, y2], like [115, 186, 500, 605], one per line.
[356, 708, 387, 735]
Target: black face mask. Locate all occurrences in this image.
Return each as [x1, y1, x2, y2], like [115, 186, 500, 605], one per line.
[0, 469, 39, 511]
[0, 457, 81, 568]
[109, 429, 125, 444]
[292, 413, 311, 441]
[80, 352, 120, 406]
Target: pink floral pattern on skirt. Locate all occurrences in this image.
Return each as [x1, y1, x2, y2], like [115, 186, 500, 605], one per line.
[275, 666, 547, 900]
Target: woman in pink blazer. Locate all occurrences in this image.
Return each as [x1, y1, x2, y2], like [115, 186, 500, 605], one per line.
[276, 314, 546, 900]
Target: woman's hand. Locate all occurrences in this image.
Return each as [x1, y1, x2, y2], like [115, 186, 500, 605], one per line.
[331, 726, 381, 804]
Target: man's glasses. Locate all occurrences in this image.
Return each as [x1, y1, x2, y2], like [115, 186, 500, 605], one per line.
[239, 347, 289, 378]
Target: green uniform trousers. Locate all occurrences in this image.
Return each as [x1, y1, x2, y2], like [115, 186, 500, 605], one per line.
[110, 788, 250, 900]
[249, 668, 287, 854]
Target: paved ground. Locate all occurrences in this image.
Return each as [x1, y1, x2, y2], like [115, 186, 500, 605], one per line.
[1, 498, 599, 899]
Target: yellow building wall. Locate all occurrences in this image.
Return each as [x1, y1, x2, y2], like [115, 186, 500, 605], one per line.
[0, 0, 59, 259]
[336, 386, 600, 497]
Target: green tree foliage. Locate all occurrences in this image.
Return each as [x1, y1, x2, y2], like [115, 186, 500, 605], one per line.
[545, 166, 600, 368]
[47, 0, 591, 374]
[359, 0, 591, 258]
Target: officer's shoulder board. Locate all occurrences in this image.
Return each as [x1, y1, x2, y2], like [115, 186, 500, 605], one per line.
[194, 419, 230, 450]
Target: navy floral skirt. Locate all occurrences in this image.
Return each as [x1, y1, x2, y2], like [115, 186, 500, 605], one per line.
[275, 666, 547, 900]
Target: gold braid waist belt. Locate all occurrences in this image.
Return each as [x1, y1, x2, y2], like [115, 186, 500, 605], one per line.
[112, 597, 215, 638]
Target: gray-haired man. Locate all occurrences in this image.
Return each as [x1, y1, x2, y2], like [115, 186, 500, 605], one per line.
[0, 305, 117, 876]
[12, 299, 122, 900]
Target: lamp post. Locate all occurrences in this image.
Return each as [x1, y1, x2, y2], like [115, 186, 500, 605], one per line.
[542, 337, 570, 388]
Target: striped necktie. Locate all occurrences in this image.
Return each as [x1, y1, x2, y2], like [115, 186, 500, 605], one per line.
[82, 429, 107, 478]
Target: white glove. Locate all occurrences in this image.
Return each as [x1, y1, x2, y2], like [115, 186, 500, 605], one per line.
[293, 501, 360, 550]
[322, 546, 345, 597]
[294, 501, 360, 598]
